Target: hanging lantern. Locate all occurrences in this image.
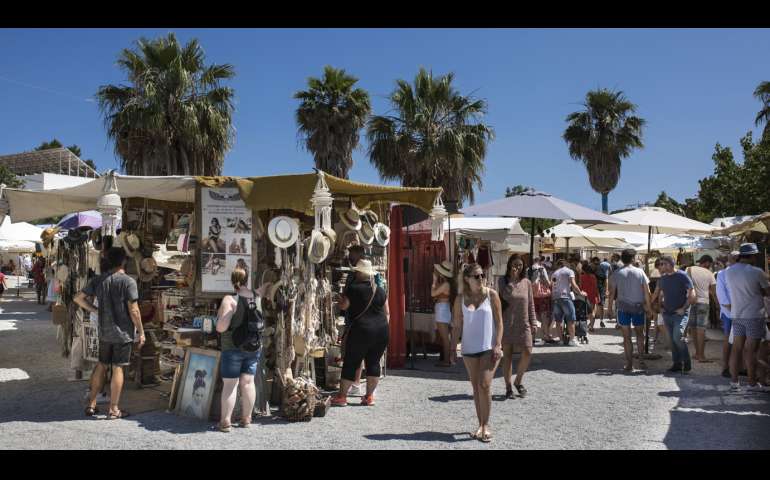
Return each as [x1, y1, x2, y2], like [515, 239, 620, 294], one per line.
[96, 170, 122, 238]
[310, 171, 334, 232]
[430, 194, 448, 242]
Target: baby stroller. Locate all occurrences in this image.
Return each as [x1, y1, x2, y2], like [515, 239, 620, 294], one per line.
[565, 297, 590, 345]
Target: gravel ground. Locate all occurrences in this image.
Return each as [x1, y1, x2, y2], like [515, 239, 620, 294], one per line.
[1, 292, 769, 450]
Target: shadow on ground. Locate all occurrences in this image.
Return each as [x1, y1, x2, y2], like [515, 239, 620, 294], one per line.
[364, 431, 474, 443]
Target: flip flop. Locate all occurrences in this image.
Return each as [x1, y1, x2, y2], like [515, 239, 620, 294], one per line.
[107, 410, 130, 420]
[84, 406, 99, 417]
[480, 432, 493, 443]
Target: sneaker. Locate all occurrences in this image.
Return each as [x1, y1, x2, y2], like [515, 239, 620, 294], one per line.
[361, 394, 375, 406]
[683, 364, 692, 373]
[330, 395, 348, 407]
[349, 384, 363, 396]
[729, 382, 742, 393]
[721, 369, 731, 378]
[600, 321, 606, 328]
[746, 383, 770, 393]
[568, 339, 578, 347]
[667, 364, 683, 373]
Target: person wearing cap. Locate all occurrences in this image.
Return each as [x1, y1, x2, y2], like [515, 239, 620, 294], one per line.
[686, 255, 717, 363]
[332, 259, 390, 407]
[724, 243, 770, 393]
[653, 255, 695, 374]
[432, 260, 455, 367]
[716, 251, 741, 378]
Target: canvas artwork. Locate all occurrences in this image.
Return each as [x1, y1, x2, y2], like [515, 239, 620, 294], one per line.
[175, 348, 220, 421]
[200, 187, 252, 292]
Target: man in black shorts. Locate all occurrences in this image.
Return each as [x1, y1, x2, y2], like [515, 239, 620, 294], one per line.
[75, 247, 144, 419]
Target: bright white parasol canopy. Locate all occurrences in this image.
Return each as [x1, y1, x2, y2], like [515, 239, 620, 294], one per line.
[0, 216, 43, 242]
[543, 222, 634, 249]
[586, 206, 715, 235]
[460, 191, 624, 225]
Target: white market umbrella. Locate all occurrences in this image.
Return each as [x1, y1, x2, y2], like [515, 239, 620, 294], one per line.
[461, 191, 624, 269]
[543, 222, 634, 253]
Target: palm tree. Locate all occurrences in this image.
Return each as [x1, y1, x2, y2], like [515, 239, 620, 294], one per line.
[754, 81, 770, 141]
[367, 68, 493, 206]
[563, 88, 645, 213]
[96, 33, 235, 176]
[294, 66, 371, 179]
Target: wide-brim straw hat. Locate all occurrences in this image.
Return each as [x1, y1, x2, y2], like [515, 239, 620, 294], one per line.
[41, 227, 60, 245]
[139, 257, 158, 283]
[374, 223, 390, 247]
[351, 259, 377, 278]
[339, 204, 362, 231]
[119, 231, 142, 258]
[268, 216, 300, 249]
[434, 260, 453, 278]
[307, 230, 331, 264]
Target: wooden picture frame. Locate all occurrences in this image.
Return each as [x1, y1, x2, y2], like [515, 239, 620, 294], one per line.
[174, 347, 221, 421]
[167, 364, 182, 411]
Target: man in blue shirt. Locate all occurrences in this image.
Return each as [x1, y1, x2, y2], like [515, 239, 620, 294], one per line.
[653, 255, 696, 374]
[716, 252, 738, 378]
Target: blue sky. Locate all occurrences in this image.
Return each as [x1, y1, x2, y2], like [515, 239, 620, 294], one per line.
[1, 28, 768, 213]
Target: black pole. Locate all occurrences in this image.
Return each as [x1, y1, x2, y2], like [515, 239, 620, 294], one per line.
[528, 218, 536, 280]
[645, 225, 652, 355]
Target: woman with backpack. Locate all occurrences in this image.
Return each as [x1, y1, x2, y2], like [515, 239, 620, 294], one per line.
[498, 255, 537, 399]
[215, 268, 261, 432]
[331, 259, 390, 407]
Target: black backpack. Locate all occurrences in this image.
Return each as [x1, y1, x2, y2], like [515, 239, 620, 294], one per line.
[231, 292, 263, 352]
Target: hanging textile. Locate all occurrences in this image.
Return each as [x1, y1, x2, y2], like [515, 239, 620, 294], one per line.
[386, 206, 406, 369]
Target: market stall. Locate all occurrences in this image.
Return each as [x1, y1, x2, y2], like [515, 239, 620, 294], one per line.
[1, 170, 443, 422]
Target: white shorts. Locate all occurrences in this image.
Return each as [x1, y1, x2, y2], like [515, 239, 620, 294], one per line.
[435, 302, 452, 324]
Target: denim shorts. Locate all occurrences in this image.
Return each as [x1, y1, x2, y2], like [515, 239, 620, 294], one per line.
[221, 348, 259, 378]
[617, 311, 645, 327]
[688, 303, 710, 329]
[552, 298, 576, 323]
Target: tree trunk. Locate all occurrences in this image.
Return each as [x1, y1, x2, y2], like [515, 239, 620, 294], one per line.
[602, 192, 609, 213]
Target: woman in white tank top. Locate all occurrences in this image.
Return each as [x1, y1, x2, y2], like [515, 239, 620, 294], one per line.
[451, 263, 504, 443]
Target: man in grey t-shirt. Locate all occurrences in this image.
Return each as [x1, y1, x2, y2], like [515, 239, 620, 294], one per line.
[608, 249, 653, 371]
[75, 247, 144, 419]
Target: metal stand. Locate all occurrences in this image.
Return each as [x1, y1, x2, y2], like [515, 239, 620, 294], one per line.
[643, 225, 661, 360]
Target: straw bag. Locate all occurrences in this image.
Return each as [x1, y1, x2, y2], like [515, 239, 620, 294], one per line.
[52, 302, 68, 326]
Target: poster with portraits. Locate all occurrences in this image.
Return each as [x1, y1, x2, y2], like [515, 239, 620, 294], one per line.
[200, 187, 252, 292]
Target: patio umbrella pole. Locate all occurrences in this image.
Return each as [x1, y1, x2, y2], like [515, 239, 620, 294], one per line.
[644, 225, 660, 359]
[528, 218, 535, 279]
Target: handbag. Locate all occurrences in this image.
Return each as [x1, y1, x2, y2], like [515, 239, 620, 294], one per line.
[532, 268, 551, 299]
[52, 302, 68, 326]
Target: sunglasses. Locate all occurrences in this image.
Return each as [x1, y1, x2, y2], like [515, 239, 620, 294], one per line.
[467, 273, 485, 280]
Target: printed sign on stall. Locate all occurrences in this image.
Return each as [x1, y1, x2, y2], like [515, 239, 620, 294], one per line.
[200, 187, 252, 292]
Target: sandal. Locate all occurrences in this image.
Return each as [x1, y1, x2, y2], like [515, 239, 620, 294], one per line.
[588, 327, 595, 333]
[218, 422, 232, 433]
[238, 418, 252, 428]
[107, 410, 130, 420]
[84, 406, 99, 417]
[514, 384, 527, 398]
[505, 388, 515, 400]
[480, 432, 493, 443]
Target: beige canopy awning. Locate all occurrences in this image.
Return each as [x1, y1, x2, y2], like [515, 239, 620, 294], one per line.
[3, 175, 197, 223]
[713, 212, 770, 236]
[196, 173, 443, 215]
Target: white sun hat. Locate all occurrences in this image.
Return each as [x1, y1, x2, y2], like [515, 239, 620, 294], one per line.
[268, 216, 300, 249]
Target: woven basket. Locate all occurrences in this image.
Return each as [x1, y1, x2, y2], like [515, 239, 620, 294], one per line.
[281, 378, 319, 422]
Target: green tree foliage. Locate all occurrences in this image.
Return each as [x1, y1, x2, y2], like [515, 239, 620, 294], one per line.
[96, 33, 235, 176]
[367, 68, 494, 206]
[754, 80, 770, 142]
[0, 165, 25, 188]
[563, 88, 645, 213]
[294, 66, 371, 179]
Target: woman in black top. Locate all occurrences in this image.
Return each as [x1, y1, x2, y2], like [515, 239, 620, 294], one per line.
[331, 259, 389, 407]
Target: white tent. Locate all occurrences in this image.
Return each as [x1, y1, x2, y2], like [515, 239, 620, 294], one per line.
[444, 216, 528, 242]
[0, 217, 43, 242]
[0, 239, 36, 253]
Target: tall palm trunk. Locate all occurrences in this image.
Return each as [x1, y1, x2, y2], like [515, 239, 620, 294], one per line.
[602, 193, 608, 213]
